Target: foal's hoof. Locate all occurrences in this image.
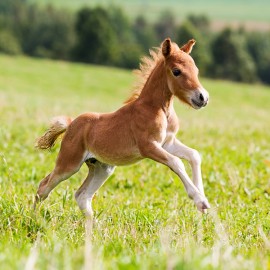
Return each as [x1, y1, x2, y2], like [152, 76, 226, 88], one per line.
[196, 199, 210, 214]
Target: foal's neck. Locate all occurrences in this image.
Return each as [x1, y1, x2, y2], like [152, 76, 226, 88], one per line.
[138, 60, 173, 113]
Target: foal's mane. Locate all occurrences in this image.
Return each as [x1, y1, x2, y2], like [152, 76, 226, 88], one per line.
[124, 46, 163, 104]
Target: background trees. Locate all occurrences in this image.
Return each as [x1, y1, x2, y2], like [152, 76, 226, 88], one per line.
[0, 0, 269, 85]
[21, 5, 75, 59]
[175, 15, 211, 76]
[72, 7, 117, 65]
[72, 7, 143, 68]
[210, 28, 257, 83]
[246, 32, 270, 84]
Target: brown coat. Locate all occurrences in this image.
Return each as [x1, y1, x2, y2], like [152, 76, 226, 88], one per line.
[35, 38, 210, 215]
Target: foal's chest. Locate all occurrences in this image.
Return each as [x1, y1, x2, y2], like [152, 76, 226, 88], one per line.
[161, 110, 179, 144]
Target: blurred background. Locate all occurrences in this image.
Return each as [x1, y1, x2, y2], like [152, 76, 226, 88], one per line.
[1, 3, 270, 269]
[0, 0, 269, 84]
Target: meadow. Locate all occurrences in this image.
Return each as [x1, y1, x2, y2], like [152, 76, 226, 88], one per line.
[0, 53, 270, 269]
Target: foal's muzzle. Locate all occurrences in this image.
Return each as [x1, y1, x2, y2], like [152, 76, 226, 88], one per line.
[191, 88, 209, 109]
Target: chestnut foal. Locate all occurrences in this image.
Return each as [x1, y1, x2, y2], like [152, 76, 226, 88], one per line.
[35, 38, 210, 216]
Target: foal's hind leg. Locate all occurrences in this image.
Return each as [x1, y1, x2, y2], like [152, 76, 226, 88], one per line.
[34, 144, 86, 207]
[75, 160, 115, 216]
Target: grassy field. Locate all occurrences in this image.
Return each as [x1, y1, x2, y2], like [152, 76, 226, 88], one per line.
[0, 54, 270, 269]
[29, 0, 270, 27]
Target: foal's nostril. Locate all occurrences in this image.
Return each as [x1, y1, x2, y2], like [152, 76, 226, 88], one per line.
[199, 93, 204, 102]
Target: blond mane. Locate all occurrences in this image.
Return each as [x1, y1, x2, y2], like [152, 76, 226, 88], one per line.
[124, 46, 163, 104]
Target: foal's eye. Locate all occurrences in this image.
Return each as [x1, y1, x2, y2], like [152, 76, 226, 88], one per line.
[172, 68, 181, 77]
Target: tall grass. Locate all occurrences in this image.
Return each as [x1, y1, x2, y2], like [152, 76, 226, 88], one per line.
[0, 54, 270, 269]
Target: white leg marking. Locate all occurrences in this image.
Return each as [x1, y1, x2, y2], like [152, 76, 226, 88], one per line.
[141, 141, 210, 213]
[164, 137, 205, 196]
[75, 162, 115, 216]
[167, 155, 210, 213]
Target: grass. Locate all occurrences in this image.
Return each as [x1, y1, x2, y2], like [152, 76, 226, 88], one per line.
[0, 53, 270, 269]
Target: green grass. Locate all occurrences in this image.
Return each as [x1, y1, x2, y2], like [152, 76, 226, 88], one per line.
[29, 0, 270, 24]
[1, 53, 270, 269]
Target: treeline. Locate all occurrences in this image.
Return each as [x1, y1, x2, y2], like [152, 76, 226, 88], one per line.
[0, 0, 270, 84]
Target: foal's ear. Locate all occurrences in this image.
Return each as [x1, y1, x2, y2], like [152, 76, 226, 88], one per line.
[162, 38, 172, 58]
[180, 39, 196, 54]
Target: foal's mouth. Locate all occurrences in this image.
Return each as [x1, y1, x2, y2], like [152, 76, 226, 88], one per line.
[191, 98, 208, 109]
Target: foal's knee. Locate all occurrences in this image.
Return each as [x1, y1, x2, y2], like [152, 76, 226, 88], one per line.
[74, 189, 85, 204]
[189, 149, 201, 166]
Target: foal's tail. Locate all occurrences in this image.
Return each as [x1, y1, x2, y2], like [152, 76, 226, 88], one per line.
[36, 116, 72, 150]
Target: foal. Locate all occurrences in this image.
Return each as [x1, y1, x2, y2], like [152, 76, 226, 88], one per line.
[35, 38, 210, 215]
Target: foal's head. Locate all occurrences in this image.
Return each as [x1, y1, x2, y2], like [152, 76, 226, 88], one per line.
[162, 38, 209, 109]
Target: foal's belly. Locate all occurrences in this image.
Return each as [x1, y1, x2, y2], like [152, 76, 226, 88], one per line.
[86, 147, 143, 166]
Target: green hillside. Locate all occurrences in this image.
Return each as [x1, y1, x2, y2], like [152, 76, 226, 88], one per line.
[0, 54, 270, 269]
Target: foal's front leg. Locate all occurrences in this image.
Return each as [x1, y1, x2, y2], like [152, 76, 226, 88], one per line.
[139, 142, 210, 213]
[163, 137, 205, 196]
